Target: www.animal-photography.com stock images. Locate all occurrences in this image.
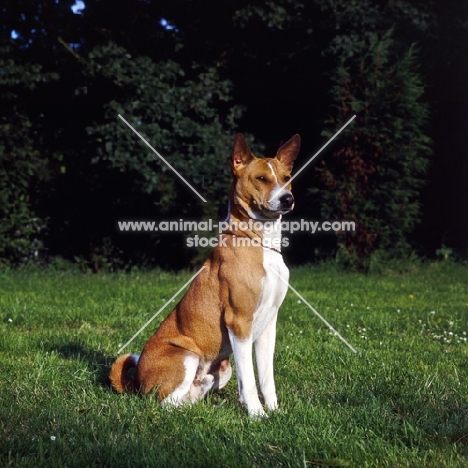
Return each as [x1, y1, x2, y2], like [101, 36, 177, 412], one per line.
[1, 1, 468, 467]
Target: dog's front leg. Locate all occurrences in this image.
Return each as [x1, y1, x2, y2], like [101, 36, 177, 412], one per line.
[254, 315, 278, 411]
[228, 329, 266, 418]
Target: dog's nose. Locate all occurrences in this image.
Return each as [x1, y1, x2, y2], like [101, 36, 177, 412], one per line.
[279, 193, 294, 208]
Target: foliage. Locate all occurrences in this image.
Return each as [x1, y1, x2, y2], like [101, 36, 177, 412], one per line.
[0, 41, 58, 264]
[76, 42, 242, 268]
[1, 1, 245, 267]
[85, 42, 242, 210]
[0, 0, 465, 266]
[315, 29, 432, 270]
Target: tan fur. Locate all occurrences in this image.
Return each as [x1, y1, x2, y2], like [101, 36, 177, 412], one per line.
[109, 133, 300, 403]
[134, 238, 264, 400]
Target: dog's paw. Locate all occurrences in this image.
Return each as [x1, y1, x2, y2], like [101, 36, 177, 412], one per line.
[249, 409, 268, 420]
[247, 403, 267, 419]
[264, 396, 278, 412]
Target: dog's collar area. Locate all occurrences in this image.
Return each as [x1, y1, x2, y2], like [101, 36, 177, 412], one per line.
[220, 232, 283, 255]
[262, 244, 282, 255]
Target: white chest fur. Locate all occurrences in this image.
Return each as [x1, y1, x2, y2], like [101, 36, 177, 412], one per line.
[251, 248, 289, 341]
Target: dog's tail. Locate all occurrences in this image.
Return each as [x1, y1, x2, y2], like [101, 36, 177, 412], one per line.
[109, 354, 140, 393]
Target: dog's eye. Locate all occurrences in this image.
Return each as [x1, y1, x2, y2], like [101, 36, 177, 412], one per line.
[256, 176, 267, 182]
[283, 176, 291, 183]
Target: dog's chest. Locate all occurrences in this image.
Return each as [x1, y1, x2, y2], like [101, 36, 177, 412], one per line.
[251, 249, 289, 341]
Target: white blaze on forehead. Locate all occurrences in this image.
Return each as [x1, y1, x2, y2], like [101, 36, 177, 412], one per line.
[266, 162, 286, 210]
[267, 162, 278, 184]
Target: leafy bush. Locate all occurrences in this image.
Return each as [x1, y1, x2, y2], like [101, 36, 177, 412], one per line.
[85, 42, 243, 209]
[0, 43, 57, 265]
[315, 29, 432, 270]
[49, 42, 245, 268]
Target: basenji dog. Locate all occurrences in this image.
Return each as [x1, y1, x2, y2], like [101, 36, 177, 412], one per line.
[110, 133, 300, 417]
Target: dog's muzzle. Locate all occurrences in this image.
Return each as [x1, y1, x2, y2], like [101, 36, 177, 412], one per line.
[261, 191, 295, 218]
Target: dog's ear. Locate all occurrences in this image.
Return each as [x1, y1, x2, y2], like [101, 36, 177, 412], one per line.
[276, 134, 301, 172]
[231, 133, 254, 175]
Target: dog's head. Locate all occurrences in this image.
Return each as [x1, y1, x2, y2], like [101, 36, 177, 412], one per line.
[230, 134, 301, 220]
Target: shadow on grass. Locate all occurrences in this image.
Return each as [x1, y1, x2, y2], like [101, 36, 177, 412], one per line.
[51, 341, 114, 388]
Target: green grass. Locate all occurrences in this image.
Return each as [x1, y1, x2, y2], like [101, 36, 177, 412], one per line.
[1, 261, 468, 467]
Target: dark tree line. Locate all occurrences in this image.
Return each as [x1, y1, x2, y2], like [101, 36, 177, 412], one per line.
[1, 0, 467, 270]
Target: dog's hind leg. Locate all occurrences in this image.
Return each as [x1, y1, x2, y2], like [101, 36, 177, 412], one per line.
[138, 347, 200, 405]
[188, 358, 232, 402]
[212, 359, 232, 391]
[189, 374, 215, 402]
[160, 352, 200, 407]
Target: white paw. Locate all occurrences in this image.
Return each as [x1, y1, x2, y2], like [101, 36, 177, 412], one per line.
[247, 401, 267, 419]
[264, 395, 278, 411]
[249, 407, 268, 419]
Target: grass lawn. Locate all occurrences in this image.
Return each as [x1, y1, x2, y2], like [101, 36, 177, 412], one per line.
[1, 261, 467, 467]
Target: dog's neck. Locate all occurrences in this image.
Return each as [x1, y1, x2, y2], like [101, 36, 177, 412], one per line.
[223, 201, 283, 253]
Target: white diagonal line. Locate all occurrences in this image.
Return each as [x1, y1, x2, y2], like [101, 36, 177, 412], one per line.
[118, 114, 208, 203]
[270, 269, 357, 353]
[269, 114, 356, 202]
[117, 266, 206, 354]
